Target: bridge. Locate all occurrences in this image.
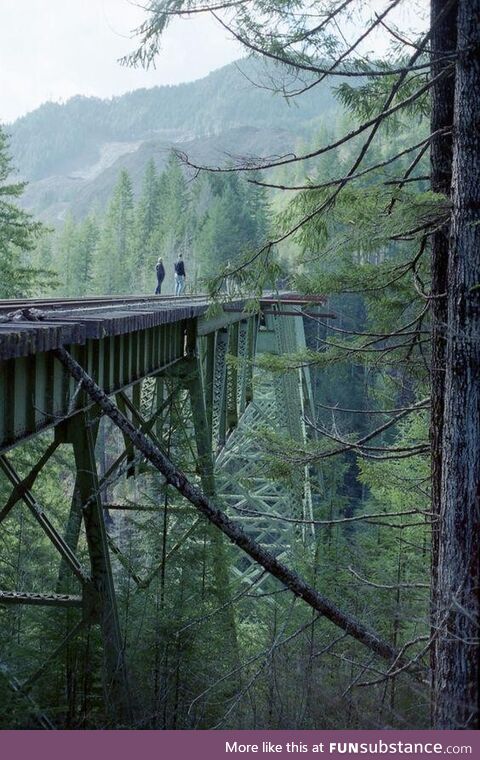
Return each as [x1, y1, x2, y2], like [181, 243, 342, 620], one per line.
[0, 292, 334, 727]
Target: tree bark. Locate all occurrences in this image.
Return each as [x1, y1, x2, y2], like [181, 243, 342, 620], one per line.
[432, 0, 480, 728]
[429, 0, 457, 714]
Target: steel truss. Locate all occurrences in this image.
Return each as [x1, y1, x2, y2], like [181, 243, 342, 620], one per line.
[216, 308, 317, 587]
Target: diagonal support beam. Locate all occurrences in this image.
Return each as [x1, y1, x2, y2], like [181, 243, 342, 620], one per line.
[136, 517, 203, 591]
[52, 346, 411, 670]
[0, 455, 89, 585]
[107, 534, 145, 587]
[0, 439, 60, 525]
[0, 662, 55, 729]
[73, 391, 176, 520]
[116, 390, 168, 455]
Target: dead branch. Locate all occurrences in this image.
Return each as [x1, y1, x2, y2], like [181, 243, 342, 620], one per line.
[347, 566, 430, 589]
[230, 503, 432, 526]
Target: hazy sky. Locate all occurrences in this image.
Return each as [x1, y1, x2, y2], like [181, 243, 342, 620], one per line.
[0, 0, 428, 125]
[0, 0, 242, 123]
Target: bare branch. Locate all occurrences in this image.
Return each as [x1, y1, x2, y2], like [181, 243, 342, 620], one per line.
[247, 131, 447, 192]
[347, 567, 430, 590]
[230, 503, 432, 527]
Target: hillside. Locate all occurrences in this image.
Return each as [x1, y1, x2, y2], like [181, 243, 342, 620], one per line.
[17, 126, 303, 222]
[7, 59, 342, 222]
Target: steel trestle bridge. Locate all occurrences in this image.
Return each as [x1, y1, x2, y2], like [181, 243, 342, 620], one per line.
[0, 292, 328, 726]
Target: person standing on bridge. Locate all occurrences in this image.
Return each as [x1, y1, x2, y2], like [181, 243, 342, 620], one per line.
[155, 257, 165, 294]
[174, 253, 186, 296]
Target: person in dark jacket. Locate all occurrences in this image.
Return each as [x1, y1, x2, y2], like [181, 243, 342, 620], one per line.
[174, 254, 186, 296]
[155, 257, 165, 294]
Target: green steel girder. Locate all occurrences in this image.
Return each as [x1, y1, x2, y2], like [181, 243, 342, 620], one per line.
[0, 590, 83, 607]
[0, 321, 185, 454]
[211, 327, 229, 451]
[67, 412, 133, 723]
[237, 319, 249, 415]
[226, 323, 239, 432]
[213, 309, 318, 592]
[203, 332, 216, 438]
[21, 619, 86, 693]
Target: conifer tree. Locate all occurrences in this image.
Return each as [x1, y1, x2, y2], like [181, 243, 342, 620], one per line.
[0, 125, 47, 297]
[95, 169, 135, 294]
[135, 158, 161, 291]
[55, 211, 79, 296]
[76, 214, 99, 295]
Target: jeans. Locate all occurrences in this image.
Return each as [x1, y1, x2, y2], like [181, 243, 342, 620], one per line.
[155, 280, 164, 295]
[174, 275, 185, 296]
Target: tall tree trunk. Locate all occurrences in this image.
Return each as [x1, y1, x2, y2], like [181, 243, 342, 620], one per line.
[429, 0, 457, 715]
[432, 0, 480, 728]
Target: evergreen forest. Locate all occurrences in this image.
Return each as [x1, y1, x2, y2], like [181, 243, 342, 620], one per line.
[0, 0, 478, 734]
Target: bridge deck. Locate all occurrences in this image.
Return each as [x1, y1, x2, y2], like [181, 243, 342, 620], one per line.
[0, 293, 329, 361]
[0, 293, 328, 452]
[0, 295, 216, 361]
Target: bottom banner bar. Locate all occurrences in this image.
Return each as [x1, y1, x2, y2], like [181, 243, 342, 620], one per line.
[1, 730, 478, 760]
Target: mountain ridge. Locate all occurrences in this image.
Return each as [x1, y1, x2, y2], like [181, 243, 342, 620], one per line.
[7, 59, 342, 222]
